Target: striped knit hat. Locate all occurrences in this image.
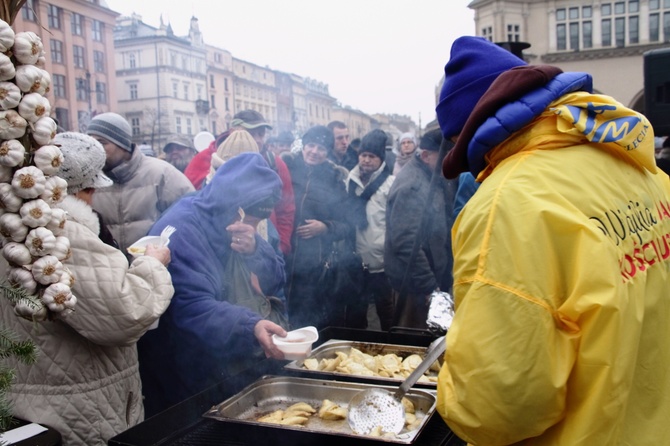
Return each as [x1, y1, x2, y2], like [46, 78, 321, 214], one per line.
[86, 112, 133, 153]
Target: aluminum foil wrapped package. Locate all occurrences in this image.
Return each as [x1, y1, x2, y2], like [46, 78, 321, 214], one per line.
[427, 290, 455, 334]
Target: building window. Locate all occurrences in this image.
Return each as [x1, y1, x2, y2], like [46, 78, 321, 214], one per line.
[225, 97, 229, 111]
[22, 0, 37, 22]
[556, 7, 592, 51]
[601, 1, 640, 47]
[76, 79, 88, 102]
[176, 116, 182, 134]
[215, 53, 222, 63]
[197, 84, 203, 100]
[209, 74, 214, 88]
[47, 4, 61, 29]
[50, 39, 63, 64]
[183, 84, 189, 100]
[481, 26, 493, 41]
[96, 82, 107, 104]
[94, 50, 104, 72]
[172, 82, 178, 98]
[129, 53, 136, 69]
[129, 83, 138, 100]
[506, 24, 520, 41]
[71, 12, 83, 36]
[224, 78, 229, 91]
[130, 117, 141, 136]
[92, 20, 103, 42]
[55, 107, 69, 131]
[186, 118, 192, 135]
[52, 74, 65, 98]
[210, 94, 215, 108]
[73, 45, 85, 68]
[648, 0, 670, 42]
[182, 56, 188, 70]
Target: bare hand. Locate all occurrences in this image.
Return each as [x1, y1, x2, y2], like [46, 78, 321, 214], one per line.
[144, 244, 171, 266]
[295, 219, 327, 239]
[254, 320, 288, 359]
[226, 221, 257, 254]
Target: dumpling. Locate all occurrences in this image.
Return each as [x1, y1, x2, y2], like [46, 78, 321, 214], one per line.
[318, 399, 347, 420]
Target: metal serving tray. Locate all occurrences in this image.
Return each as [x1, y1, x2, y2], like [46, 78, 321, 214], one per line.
[284, 339, 442, 387]
[203, 375, 436, 444]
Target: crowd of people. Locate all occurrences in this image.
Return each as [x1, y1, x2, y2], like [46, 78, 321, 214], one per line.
[1, 35, 669, 446]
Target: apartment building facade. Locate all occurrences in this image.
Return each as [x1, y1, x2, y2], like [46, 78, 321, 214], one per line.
[469, 0, 670, 111]
[14, 0, 118, 132]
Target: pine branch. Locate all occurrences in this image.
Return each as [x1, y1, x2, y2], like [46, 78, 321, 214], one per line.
[0, 329, 36, 365]
[0, 282, 40, 308]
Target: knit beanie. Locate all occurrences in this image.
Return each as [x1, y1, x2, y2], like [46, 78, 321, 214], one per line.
[360, 129, 387, 161]
[419, 128, 444, 152]
[54, 132, 113, 194]
[302, 125, 334, 151]
[436, 36, 526, 139]
[86, 112, 133, 153]
[208, 129, 258, 182]
[398, 132, 416, 145]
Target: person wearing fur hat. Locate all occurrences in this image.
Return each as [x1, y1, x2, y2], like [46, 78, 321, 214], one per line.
[393, 132, 417, 175]
[281, 125, 353, 329]
[0, 132, 174, 446]
[435, 37, 670, 445]
[345, 129, 396, 330]
[137, 153, 287, 417]
[384, 128, 454, 329]
[86, 112, 194, 253]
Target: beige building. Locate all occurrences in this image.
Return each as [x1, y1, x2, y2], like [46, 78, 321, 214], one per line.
[332, 106, 375, 140]
[205, 44, 234, 135]
[114, 15, 208, 154]
[14, 0, 118, 132]
[232, 58, 277, 127]
[468, 0, 670, 110]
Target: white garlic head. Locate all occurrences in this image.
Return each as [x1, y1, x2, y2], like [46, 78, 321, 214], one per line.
[11, 166, 46, 199]
[40, 176, 68, 206]
[0, 53, 15, 82]
[0, 183, 24, 213]
[41, 283, 76, 313]
[0, 110, 28, 140]
[30, 253, 62, 285]
[7, 267, 38, 295]
[20, 198, 52, 228]
[46, 207, 67, 235]
[14, 298, 48, 321]
[30, 116, 57, 146]
[0, 82, 22, 110]
[32, 144, 63, 176]
[12, 31, 43, 65]
[0, 18, 15, 53]
[25, 226, 56, 257]
[0, 212, 28, 242]
[0, 139, 26, 168]
[18, 92, 51, 123]
[2, 241, 32, 266]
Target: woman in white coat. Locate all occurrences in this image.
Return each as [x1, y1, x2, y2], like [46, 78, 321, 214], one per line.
[0, 132, 174, 446]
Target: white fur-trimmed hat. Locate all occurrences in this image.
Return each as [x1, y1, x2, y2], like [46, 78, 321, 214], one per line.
[54, 132, 114, 194]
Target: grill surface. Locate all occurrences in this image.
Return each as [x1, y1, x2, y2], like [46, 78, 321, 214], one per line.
[109, 327, 466, 446]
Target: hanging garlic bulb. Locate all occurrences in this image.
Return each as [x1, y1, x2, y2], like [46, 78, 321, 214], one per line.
[18, 93, 51, 123]
[32, 144, 63, 176]
[58, 266, 75, 287]
[41, 282, 76, 313]
[11, 166, 46, 199]
[25, 226, 56, 257]
[20, 199, 52, 228]
[40, 176, 68, 206]
[0, 82, 22, 110]
[46, 207, 67, 236]
[15, 65, 42, 94]
[0, 139, 26, 168]
[2, 241, 32, 266]
[0, 183, 24, 213]
[0, 53, 15, 82]
[0, 110, 28, 140]
[0, 18, 15, 53]
[51, 235, 71, 262]
[14, 298, 48, 321]
[30, 254, 62, 285]
[0, 212, 29, 242]
[30, 116, 57, 146]
[12, 31, 43, 65]
[7, 267, 38, 295]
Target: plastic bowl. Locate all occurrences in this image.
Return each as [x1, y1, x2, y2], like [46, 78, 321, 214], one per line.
[127, 236, 164, 258]
[272, 326, 319, 360]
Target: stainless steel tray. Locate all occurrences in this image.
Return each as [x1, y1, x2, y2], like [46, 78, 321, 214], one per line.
[203, 375, 436, 444]
[284, 340, 442, 387]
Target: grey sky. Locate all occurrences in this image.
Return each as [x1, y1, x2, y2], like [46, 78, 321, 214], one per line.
[106, 0, 475, 127]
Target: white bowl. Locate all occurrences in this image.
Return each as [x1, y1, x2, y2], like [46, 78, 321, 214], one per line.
[272, 326, 319, 360]
[127, 236, 164, 258]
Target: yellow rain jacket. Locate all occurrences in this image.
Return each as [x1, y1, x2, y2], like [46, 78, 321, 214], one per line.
[437, 91, 670, 445]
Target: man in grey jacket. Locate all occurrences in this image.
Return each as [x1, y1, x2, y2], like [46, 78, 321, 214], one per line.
[87, 112, 194, 253]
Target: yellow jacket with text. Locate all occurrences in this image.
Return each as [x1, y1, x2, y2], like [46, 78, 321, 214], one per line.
[437, 91, 670, 445]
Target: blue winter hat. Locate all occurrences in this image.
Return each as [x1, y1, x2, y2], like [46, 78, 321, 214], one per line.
[436, 36, 526, 139]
